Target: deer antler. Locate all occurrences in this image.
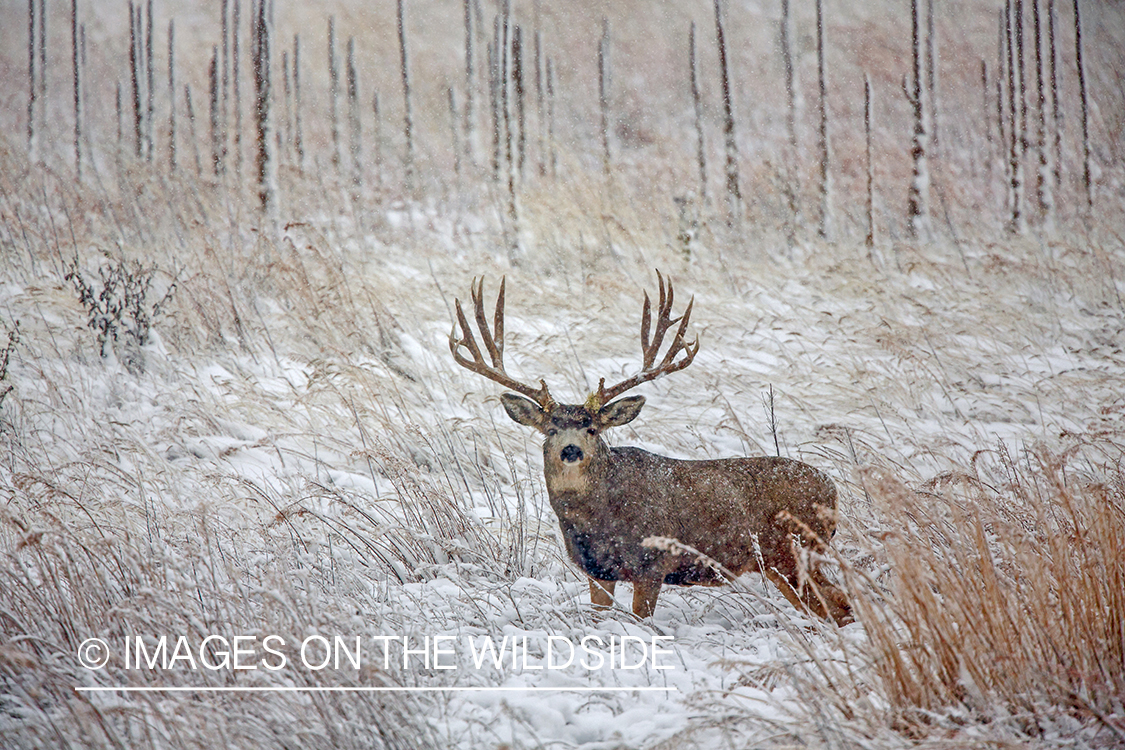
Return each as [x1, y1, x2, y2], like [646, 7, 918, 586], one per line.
[589, 270, 700, 409]
[449, 277, 555, 410]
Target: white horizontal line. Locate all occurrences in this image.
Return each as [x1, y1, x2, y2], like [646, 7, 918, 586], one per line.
[74, 685, 678, 693]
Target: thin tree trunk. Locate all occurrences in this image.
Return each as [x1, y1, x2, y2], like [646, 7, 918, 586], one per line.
[131, 3, 144, 159]
[815, 0, 830, 239]
[185, 83, 203, 177]
[328, 17, 341, 174]
[233, 0, 242, 180]
[690, 21, 707, 207]
[169, 19, 177, 173]
[906, 0, 931, 239]
[546, 56, 556, 177]
[72, 0, 83, 181]
[865, 72, 875, 249]
[513, 24, 526, 179]
[397, 0, 415, 191]
[714, 0, 741, 222]
[780, 0, 801, 238]
[373, 91, 383, 188]
[463, 0, 475, 167]
[926, 0, 939, 150]
[253, 0, 278, 226]
[209, 45, 221, 176]
[598, 17, 611, 180]
[1006, 0, 1026, 233]
[145, 0, 154, 162]
[28, 0, 39, 164]
[449, 86, 461, 181]
[293, 34, 305, 174]
[346, 37, 361, 192]
[1073, 0, 1092, 212]
[1047, 0, 1061, 192]
[282, 50, 291, 165]
[1033, 0, 1053, 224]
[535, 30, 545, 178]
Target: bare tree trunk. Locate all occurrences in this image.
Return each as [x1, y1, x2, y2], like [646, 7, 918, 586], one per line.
[501, 1, 520, 261]
[145, 0, 154, 162]
[449, 86, 461, 181]
[281, 50, 291, 166]
[169, 19, 177, 173]
[1033, 0, 1053, 225]
[865, 72, 875, 249]
[535, 30, 545, 178]
[372, 91, 383, 187]
[463, 0, 475, 167]
[220, 0, 229, 173]
[905, 0, 931, 239]
[1047, 0, 1061, 193]
[513, 24, 526, 179]
[982, 60, 992, 188]
[28, 0, 39, 164]
[779, 0, 801, 240]
[131, 3, 144, 159]
[293, 34, 304, 174]
[346, 37, 361, 193]
[397, 0, 415, 192]
[328, 17, 340, 174]
[252, 0, 278, 227]
[232, 0, 242, 181]
[997, 7, 1009, 196]
[489, 18, 500, 183]
[1073, 0, 1092, 212]
[714, 0, 741, 223]
[1006, 0, 1026, 234]
[72, 0, 84, 181]
[185, 84, 203, 176]
[209, 45, 221, 176]
[926, 0, 939, 150]
[598, 18, 611, 181]
[690, 21, 707, 207]
[815, 0, 831, 240]
[546, 56, 556, 177]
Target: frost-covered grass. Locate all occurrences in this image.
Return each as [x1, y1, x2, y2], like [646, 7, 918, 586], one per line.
[1, 143, 1122, 748]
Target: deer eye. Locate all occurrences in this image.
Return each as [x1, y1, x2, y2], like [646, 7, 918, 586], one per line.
[587, 427, 598, 436]
[547, 428, 558, 437]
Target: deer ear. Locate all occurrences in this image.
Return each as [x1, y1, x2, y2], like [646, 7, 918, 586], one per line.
[598, 396, 645, 428]
[501, 393, 547, 429]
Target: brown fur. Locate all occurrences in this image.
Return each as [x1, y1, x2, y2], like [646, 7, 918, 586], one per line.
[502, 394, 852, 624]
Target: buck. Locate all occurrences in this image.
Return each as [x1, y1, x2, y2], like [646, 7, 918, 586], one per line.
[450, 273, 852, 625]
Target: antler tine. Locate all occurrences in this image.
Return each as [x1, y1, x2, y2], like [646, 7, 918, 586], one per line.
[470, 276, 504, 368]
[450, 276, 554, 408]
[594, 271, 700, 407]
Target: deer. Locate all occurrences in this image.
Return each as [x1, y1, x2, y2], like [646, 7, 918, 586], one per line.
[449, 272, 852, 625]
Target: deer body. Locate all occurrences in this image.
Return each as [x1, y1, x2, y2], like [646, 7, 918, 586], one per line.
[452, 274, 852, 624]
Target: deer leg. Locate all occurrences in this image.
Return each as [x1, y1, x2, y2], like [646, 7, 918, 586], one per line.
[764, 567, 853, 626]
[810, 567, 853, 626]
[588, 578, 616, 609]
[631, 578, 663, 618]
[763, 568, 809, 614]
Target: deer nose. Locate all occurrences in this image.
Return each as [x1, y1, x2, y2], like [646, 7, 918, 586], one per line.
[560, 444, 584, 463]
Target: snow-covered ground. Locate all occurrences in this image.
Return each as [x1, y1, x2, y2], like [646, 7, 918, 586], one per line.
[2, 198, 1122, 747]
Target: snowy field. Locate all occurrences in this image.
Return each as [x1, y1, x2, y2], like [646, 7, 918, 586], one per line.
[1, 0, 1124, 747]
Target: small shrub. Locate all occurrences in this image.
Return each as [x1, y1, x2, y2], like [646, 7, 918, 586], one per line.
[0, 321, 18, 409]
[64, 251, 177, 375]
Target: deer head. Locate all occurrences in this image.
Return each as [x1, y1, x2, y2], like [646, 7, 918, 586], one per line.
[449, 272, 699, 477]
